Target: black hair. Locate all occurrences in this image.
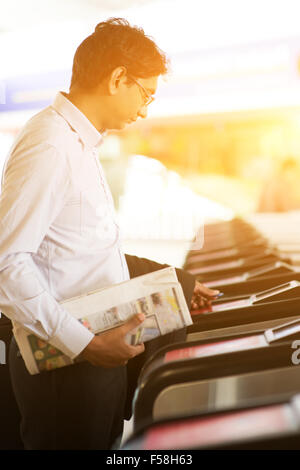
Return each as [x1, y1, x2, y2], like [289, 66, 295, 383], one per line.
[70, 17, 169, 90]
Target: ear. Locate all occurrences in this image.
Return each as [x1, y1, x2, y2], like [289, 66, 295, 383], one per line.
[108, 66, 128, 95]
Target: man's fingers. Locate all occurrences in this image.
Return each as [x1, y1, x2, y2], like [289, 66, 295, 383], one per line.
[195, 282, 219, 298]
[120, 344, 144, 364]
[131, 343, 145, 356]
[191, 297, 204, 307]
[200, 286, 219, 297]
[122, 313, 145, 334]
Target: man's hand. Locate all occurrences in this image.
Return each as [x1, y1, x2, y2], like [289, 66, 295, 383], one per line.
[79, 314, 145, 368]
[191, 281, 221, 310]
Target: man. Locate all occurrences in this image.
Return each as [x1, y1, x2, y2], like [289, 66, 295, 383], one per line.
[1, 18, 218, 449]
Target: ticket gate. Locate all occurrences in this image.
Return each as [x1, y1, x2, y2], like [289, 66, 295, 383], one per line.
[124, 394, 300, 450]
[210, 264, 300, 296]
[0, 316, 23, 449]
[199, 219, 260, 240]
[186, 249, 282, 272]
[185, 247, 280, 270]
[188, 273, 300, 342]
[187, 281, 300, 342]
[190, 217, 266, 250]
[189, 254, 291, 283]
[201, 217, 252, 235]
[200, 261, 298, 288]
[192, 280, 300, 317]
[133, 318, 300, 428]
[197, 230, 262, 251]
[190, 236, 268, 257]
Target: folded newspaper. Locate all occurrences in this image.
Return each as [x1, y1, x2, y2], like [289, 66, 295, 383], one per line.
[14, 267, 192, 374]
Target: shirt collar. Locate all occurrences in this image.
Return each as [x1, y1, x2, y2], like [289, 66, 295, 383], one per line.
[52, 92, 103, 148]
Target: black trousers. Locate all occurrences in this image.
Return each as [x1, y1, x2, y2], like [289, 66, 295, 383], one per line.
[9, 255, 195, 450]
[9, 336, 127, 450]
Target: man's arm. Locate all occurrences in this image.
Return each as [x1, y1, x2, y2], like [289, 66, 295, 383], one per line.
[0, 252, 94, 358]
[0, 141, 93, 358]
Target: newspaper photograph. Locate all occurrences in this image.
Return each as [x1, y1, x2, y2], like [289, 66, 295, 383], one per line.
[13, 267, 192, 374]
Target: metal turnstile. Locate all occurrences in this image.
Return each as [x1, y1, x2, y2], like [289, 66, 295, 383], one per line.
[188, 254, 291, 283]
[125, 393, 300, 450]
[187, 280, 300, 342]
[189, 235, 268, 258]
[186, 248, 280, 270]
[133, 318, 300, 428]
[209, 266, 300, 296]
[200, 261, 298, 289]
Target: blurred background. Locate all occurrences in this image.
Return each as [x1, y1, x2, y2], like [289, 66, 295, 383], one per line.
[2, 0, 300, 266]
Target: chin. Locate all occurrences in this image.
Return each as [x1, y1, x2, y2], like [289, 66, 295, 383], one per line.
[107, 120, 130, 131]
[112, 122, 127, 130]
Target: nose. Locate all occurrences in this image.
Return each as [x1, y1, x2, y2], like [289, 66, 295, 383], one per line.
[138, 105, 148, 119]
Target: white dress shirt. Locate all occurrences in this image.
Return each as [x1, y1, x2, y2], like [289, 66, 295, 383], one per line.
[0, 92, 130, 358]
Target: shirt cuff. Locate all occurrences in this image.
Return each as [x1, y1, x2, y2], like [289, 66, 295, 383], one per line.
[49, 314, 94, 359]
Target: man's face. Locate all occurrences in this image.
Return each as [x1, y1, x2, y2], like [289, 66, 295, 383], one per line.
[103, 75, 159, 130]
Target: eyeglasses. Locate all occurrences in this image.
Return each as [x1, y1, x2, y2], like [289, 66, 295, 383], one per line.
[129, 76, 155, 106]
